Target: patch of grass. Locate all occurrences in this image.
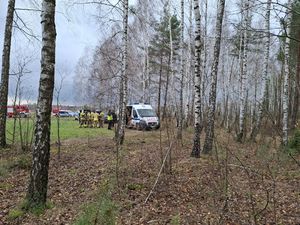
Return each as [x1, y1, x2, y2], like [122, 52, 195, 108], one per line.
[0, 160, 9, 177]
[21, 200, 54, 216]
[127, 183, 144, 191]
[12, 154, 31, 170]
[7, 209, 24, 220]
[73, 179, 117, 225]
[0, 182, 13, 190]
[6, 118, 114, 143]
[170, 213, 181, 225]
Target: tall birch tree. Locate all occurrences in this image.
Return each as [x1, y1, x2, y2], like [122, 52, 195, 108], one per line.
[203, 0, 226, 154]
[116, 0, 129, 146]
[177, 0, 185, 140]
[250, 0, 272, 141]
[27, 0, 56, 207]
[0, 0, 16, 148]
[191, 0, 202, 158]
[237, 0, 250, 142]
[282, 0, 293, 146]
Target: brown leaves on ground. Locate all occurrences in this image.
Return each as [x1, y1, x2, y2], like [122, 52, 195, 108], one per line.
[0, 129, 299, 224]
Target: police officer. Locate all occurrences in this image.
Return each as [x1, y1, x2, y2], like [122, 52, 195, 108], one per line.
[107, 110, 113, 130]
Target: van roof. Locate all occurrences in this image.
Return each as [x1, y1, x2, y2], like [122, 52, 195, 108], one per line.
[128, 104, 153, 109]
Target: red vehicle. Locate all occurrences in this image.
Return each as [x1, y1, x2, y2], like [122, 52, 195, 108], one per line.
[7, 105, 30, 118]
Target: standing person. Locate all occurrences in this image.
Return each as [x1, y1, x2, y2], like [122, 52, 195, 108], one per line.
[93, 111, 99, 128]
[99, 110, 104, 128]
[79, 110, 85, 128]
[107, 110, 113, 130]
[112, 111, 117, 130]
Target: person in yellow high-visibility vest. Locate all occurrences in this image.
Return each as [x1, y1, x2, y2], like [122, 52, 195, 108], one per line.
[107, 110, 113, 130]
[93, 111, 99, 128]
[99, 111, 105, 128]
[79, 110, 85, 128]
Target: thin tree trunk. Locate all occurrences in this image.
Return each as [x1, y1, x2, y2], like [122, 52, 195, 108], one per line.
[202, 0, 226, 154]
[177, 0, 185, 140]
[282, 0, 293, 146]
[12, 76, 21, 144]
[291, 31, 300, 128]
[250, 0, 271, 141]
[116, 0, 129, 146]
[0, 0, 16, 148]
[191, 0, 202, 158]
[27, 0, 56, 207]
[168, 0, 175, 114]
[163, 54, 171, 120]
[157, 55, 163, 119]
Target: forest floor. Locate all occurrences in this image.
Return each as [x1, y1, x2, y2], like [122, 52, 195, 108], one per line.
[0, 124, 300, 225]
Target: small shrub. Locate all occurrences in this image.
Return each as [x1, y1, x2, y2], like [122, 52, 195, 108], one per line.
[288, 129, 300, 154]
[74, 179, 117, 225]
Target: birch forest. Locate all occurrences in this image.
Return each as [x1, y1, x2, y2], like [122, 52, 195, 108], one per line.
[0, 0, 300, 224]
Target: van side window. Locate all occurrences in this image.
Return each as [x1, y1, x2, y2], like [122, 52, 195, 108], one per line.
[133, 110, 138, 118]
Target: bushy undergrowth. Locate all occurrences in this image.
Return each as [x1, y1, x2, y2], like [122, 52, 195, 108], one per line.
[288, 129, 300, 154]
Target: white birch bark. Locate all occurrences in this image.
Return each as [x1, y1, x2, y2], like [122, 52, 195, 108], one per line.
[168, 0, 175, 114]
[27, 0, 56, 207]
[117, 0, 129, 145]
[203, 0, 226, 154]
[0, 0, 16, 148]
[282, 0, 293, 146]
[177, 0, 185, 140]
[237, 0, 250, 142]
[250, 0, 272, 140]
[191, 0, 203, 158]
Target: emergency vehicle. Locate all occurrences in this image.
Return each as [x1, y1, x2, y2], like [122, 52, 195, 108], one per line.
[126, 103, 160, 130]
[7, 105, 30, 118]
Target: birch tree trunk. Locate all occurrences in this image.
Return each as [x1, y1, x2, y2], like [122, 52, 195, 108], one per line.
[237, 0, 250, 142]
[0, 0, 16, 148]
[250, 0, 271, 141]
[168, 0, 175, 114]
[202, 0, 226, 154]
[27, 0, 56, 207]
[191, 0, 202, 158]
[177, 0, 185, 140]
[116, 0, 129, 146]
[282, 0, 293, 146]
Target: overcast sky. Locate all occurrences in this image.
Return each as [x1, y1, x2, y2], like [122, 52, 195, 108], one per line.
[0, 0, 102, 105]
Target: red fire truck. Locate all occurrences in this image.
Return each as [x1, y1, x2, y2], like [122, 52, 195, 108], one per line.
[7, 105, 30, 118]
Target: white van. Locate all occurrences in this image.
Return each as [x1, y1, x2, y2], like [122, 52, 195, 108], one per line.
[126, 103, 160, 130]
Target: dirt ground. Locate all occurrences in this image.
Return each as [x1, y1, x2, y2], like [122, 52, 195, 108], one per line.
[0, 128, 299, 225]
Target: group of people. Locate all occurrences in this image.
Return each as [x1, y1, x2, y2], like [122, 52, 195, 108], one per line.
[78, 109, 117, 130]
[79, 110, 104, 128]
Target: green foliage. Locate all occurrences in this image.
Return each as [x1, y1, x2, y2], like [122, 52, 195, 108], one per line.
[127, 183, 144, 191]
[149, 12, 181, 58]
[7, 209, 24, 220]
[21, 199, 54, 216]
[73, 179, 117, 225]
[170, 213, 181, 225]
[287, 129, 300, 154]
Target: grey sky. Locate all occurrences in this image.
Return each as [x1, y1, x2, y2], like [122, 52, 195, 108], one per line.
[0, 0, 101, 105]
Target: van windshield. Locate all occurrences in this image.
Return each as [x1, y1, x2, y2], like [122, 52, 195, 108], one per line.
[137, 109, 156, 117]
